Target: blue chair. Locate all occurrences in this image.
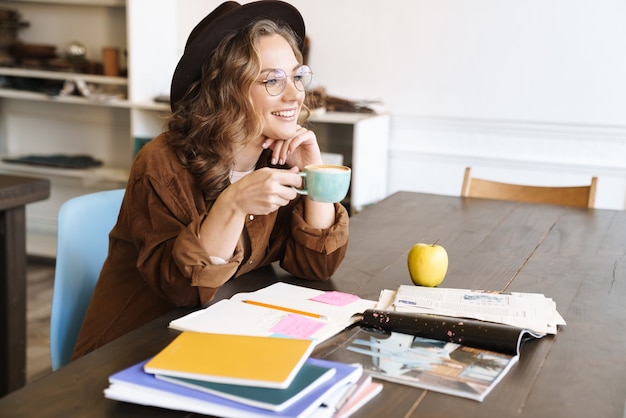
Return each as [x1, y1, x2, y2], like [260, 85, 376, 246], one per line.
[49, 189, 125, 370]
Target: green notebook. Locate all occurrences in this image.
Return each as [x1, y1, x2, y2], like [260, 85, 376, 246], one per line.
[155, 360, 335, 412]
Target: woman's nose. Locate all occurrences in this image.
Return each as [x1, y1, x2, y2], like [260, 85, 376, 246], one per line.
[282, 77, 303, 100]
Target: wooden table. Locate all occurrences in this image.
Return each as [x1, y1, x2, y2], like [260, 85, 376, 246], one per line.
[1, 192, 625, 417]
[0, 174, 50, 396]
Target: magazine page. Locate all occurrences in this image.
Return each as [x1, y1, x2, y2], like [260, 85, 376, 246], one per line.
[315, 327, 519, 402]
[391, 286, 565, 335]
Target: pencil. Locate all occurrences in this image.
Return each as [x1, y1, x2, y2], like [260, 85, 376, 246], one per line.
[242, 300, 326, 320]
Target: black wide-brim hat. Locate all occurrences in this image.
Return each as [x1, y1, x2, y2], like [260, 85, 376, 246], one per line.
[170, 0, 306, 110]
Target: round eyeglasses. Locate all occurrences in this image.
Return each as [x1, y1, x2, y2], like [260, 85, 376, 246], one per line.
[257, 65, 313, 96]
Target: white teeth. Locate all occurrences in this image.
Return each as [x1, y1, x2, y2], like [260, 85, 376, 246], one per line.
[272, 110, 296, 117]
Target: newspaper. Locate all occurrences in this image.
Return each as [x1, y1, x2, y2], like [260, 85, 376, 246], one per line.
[377, 286, 566, 335]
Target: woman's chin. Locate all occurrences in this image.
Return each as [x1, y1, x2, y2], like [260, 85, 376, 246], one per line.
[264, 128, 297, 141]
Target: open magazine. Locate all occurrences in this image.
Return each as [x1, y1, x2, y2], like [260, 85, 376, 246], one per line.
[315, 285, 566, 401]
[169, 282, 376, 347]
[315, 310, 543, 402]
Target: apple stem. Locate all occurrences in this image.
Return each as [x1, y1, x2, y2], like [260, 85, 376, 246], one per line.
[432, 239, 440, 246]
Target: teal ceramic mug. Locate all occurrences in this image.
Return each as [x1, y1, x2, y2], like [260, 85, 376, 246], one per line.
[294, 164, 351, 203]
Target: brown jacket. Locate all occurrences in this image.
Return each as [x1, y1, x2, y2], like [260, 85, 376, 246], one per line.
[73, 133, 349, 359]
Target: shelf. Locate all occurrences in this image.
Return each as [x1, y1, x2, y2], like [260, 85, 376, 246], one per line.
[0, 161, 129, 184]
[0, 87, 171, 111]
[7, 0, 124, 7]
[0, 67, 127, 85]
[309, 111, 382, 124]
[1, 0, 188, 256]
[307, 113, 390, 213]
[0, 66, 171, 110]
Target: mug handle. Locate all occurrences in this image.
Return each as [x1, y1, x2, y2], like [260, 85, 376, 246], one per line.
[293, 172, 308, 195]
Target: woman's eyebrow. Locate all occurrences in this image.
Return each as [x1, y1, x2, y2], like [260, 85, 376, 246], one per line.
[259, 65, 301, 74]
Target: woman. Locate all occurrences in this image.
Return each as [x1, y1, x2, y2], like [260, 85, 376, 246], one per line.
[72, 1, 349, 359]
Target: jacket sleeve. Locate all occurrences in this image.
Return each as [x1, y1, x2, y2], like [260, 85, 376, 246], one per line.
[172, 213, 246, 304]
[123, 175, 243, 307]
[280, 201, 349, 280]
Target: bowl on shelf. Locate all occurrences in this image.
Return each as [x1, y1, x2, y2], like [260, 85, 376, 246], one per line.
[12, 42, 57, 60]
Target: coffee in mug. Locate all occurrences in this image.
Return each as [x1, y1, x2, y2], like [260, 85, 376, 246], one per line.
[294, 164, 351, 203]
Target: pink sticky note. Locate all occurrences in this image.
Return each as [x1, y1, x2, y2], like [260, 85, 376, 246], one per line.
[270, 314, 325, 339]
[310, 291, 360, 306]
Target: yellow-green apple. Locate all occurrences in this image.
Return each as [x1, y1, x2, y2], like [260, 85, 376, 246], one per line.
[407, 242, 448, 287]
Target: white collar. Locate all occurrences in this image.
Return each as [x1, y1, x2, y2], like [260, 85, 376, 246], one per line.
[230, 168, 254, 183]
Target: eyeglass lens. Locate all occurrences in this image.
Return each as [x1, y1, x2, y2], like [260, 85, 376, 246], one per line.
[263, 65, 312, 96]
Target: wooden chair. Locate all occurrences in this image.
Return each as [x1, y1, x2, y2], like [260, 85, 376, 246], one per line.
[461, 167, 597, 208]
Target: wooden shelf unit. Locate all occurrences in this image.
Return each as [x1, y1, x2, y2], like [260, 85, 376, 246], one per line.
[0, 0, 176, 257]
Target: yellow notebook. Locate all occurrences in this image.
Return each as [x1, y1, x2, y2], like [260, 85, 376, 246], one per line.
[144, 332, 314, 389]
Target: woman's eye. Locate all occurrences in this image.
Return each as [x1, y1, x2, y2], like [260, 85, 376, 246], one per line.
[265, 78, 279, 86]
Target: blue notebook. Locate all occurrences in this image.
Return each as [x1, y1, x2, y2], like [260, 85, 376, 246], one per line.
[156, 361, 335, 412]
[105, 358, 362, 418]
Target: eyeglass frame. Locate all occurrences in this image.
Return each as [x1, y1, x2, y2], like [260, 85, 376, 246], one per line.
[256, 65, 313, 96]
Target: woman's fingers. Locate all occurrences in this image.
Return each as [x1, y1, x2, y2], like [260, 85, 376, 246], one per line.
[264, 126, 322, 168]
[230, 168, 301, 215]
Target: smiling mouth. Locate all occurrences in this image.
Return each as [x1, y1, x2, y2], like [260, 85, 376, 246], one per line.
[271, 109, 296, 118]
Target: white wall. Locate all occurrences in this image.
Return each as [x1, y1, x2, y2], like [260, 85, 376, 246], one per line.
[178, 0, 626, 209]
[295, 0, 626, 125]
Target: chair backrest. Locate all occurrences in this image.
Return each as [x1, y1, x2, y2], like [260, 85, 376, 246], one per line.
[49, 189, 125, 370]
[461, 167, 597, 208]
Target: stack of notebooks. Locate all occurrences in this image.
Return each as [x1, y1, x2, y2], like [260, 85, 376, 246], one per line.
[105, 283, 382, 416]
[105, 331, 382, 418]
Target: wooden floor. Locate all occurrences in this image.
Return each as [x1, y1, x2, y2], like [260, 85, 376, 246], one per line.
[26, 258, 55, 383]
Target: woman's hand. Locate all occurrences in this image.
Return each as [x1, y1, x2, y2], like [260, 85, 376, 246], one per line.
[262, 125, 323, 170]
[261, 127, 337, 229]
[199, 166, 302, 261]
[222, 166, 302, 216]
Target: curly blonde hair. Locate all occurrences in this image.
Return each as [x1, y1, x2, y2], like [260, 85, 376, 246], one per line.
[166, 19, 308, 199]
